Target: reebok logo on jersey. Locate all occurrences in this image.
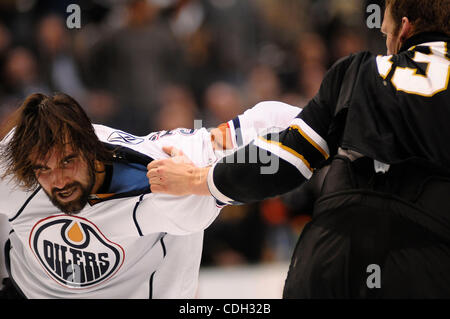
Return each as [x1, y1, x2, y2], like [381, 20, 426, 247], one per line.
[107, 131, 144, 145]
[29, 215, 125, 289]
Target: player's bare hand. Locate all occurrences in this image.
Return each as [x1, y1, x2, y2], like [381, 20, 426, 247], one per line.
[147, 146, 210, 196]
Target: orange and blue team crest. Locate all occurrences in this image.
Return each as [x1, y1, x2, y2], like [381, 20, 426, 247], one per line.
[29, 215, 124, 288]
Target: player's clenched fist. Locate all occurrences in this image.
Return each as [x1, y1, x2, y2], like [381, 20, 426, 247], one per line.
[147, 146, 210, 196]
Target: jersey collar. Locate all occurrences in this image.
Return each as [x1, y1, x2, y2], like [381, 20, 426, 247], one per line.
[88, 143, 154, 205]
[400, 31, 450, 53]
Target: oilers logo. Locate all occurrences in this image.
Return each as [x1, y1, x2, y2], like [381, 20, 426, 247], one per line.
[29, 215, 124, 289]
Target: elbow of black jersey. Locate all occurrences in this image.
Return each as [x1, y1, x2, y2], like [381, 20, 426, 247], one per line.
[209, 142, 307, 204]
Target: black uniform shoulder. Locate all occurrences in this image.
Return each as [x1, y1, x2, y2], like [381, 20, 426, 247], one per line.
[331, 51, 373, 71]
[316, 51, 375, 104]
[298, 51, 375, 154]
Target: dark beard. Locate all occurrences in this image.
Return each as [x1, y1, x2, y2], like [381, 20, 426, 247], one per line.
[44, 182, 89, 214]
[44, 171, 95, 215]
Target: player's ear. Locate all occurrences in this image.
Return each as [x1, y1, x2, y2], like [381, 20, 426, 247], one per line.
[94, 160, 105, 173]
[399, 17, 413, 44]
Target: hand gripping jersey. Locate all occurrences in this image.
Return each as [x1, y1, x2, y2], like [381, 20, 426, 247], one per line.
[0, 101, 301, 298]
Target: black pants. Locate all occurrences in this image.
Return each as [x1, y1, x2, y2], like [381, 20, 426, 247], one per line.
[0, 278, 25, 299]
[283, 156, 450, 298]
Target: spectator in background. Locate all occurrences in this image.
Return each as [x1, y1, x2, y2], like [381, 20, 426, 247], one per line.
[202, 81, 243, 128]
[1, 46, 50, 106]
[36, 14, 87, 103]
[88, 0, 189, 135]
[201, 0, 267, 84]
[256, 0, 309, 46]
[156, 85, 198, 131]
[296, 32, 328, 67]
[35, 12, 121, 130]
[297, 62, 326, 100]
[0, 45, 50, 134]
[0, 22, 11, 61]
[0, 21, 12, 119]
[164, 0, 269, 107]
[243, 64, 281, 107]
[330, 27, 367, 62]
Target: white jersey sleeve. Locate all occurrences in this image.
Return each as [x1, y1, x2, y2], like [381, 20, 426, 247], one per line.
[227, 101, 301, 149]
[134, 193, 220, 236]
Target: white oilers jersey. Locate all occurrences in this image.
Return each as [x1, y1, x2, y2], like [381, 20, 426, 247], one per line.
[1, 125, 219, 298]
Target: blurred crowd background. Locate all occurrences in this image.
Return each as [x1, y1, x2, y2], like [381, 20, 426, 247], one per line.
[0, 0, 386, 267]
